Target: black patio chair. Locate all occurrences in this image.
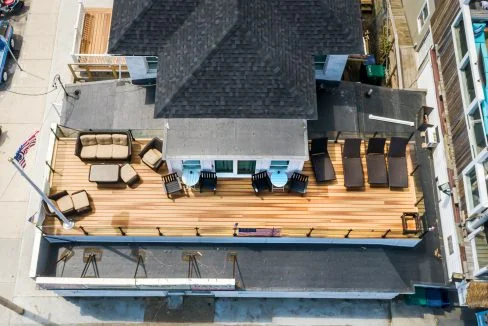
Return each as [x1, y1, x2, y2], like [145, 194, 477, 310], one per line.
[366, 137, 388, 185]
[162, 172, 184, 198]
[309, 138, 336, 182]
[342, 138, 364, 188]
[199, 171, 217, 193]
[388, 137, 409, 188]
[288, 172, 309, 196]
[251, 171, 272, 194]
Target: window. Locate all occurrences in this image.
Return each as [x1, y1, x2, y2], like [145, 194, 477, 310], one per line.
[314, 55, 327, 71]
[182, 160, 201, 170]
[146, 56, 158, 73]
[454, 20, 469, 61]
[461, 60, 476, 105]
[417, 2, 429, 31]
[468, 105, 487, 155]
[270, 160, 289, 172]
[215, 160, 233, 173]
[237, 160, 256, 175]
[467, 167, 481, 209]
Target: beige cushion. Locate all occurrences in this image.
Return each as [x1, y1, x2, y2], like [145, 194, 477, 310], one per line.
[112, 145, 129, 159]
[120, 164, 138, 183]
[80, 135, 97, 146]
[96, 134, 113, 145]
[56, 195, 74, 213]
[142, 148, 162, 167]
[96, 144, 113, 159]
[112, 134, 128, 146]
[71, 191, 90, 210]
[80, 145, 97, 159]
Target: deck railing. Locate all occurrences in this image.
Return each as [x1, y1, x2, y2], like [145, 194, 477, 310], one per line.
[39, 224, 419, 239]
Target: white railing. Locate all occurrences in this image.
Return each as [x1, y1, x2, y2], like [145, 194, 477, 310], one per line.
[71, 1, 85, 56]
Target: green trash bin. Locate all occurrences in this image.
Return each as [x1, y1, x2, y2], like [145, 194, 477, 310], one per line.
[366, 65, 385, 78]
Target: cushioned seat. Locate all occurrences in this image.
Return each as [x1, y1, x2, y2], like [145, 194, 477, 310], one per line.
[142, 148, 162, 168]
[80, 145, 97, 159]
[71, 190, 91, 214]
[56, 195, 75, 213]
[120, 164, 139, 185]
[388, 157, 408, 188]
[112, 145, 129, 159]
[96, 134, 113, 159]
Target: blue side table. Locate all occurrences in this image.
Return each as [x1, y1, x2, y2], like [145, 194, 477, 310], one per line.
[271, 170, 288, 192]
[182, 169, 200, 189]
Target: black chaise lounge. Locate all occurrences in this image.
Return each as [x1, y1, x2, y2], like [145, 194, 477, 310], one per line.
[162, 173, 184, 198]
[366, 137, 388, 185]
[309, 138, 336, 182]
[199, 171, 217, 193]
[251, 171, 272, 194]
[388, 137, 409, 188]
[342, 138, 364, 188]
[288, 172, 309, 196]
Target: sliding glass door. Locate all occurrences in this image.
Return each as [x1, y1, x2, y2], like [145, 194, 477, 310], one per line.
[214, 160, 257, 176]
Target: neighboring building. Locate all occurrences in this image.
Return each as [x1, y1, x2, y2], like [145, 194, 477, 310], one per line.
[406, 0, 488, 307]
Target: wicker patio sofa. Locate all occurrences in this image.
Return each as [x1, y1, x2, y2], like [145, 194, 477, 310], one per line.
[74, 130, 132, 161]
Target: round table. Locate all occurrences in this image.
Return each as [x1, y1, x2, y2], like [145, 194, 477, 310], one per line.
[182, 169, 200, 188]
[270, 170, 288, 191]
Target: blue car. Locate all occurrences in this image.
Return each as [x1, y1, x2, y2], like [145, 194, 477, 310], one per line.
[0, 20, 14, 83]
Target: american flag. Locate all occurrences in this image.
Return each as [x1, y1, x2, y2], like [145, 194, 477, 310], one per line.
[14, 130, 39, 168]
[238, 228, 281, 237]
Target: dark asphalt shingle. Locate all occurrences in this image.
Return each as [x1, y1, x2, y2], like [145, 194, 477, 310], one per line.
[108, 0, 363, 119]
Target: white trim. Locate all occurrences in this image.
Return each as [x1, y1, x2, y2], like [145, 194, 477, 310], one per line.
[467, 225, 485, 241]
[470, 236, 481, 272]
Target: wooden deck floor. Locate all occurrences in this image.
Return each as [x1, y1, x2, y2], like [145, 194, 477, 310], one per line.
[42, 139, 419, 238]
[79, 8, 112, 55]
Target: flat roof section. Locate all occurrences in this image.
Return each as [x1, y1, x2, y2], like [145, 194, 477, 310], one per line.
[43, 244, 412, 293]
[165, 119, 308, 159]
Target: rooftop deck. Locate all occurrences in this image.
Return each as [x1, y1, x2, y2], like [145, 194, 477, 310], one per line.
[42, 138, 419, 239]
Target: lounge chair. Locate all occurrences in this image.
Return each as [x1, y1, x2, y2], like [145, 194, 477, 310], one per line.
[251, 171, 272, 194]
[199, 171, 217, 193]
[342, 138, 364, 188]
[162, 172, 184, 198]
[309, 138, 336, 182]
[388, 137, 409, 188]
[288, 172, 309, 196]
[43, 190, 92, 216]
[366, 138, 388, 185]
[139, 137, 164, 171]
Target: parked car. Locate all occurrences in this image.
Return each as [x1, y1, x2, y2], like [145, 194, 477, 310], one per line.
[0, 19, 14, 83]
[0, 0, 24, 16]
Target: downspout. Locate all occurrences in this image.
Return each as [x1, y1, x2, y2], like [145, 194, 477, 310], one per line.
[466, 213, 488, 233]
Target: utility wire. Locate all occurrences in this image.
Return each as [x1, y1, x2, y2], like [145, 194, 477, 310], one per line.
[3, 87, 58, 96]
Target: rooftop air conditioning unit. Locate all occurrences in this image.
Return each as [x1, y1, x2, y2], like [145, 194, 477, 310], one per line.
[425, 126, 439, 148]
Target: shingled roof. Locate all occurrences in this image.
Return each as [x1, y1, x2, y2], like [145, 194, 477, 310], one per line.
[109, 0, 363, 119]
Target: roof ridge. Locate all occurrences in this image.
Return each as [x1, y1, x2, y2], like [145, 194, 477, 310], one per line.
[108, 0, 154, 54]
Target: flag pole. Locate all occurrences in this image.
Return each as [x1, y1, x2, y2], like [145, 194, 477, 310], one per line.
[8, 157, 74, 229]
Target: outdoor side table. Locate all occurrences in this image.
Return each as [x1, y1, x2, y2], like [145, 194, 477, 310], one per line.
[270, 170, 288, 192]
[182, 169, 200, 189]
[89, 164, 120, 184]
